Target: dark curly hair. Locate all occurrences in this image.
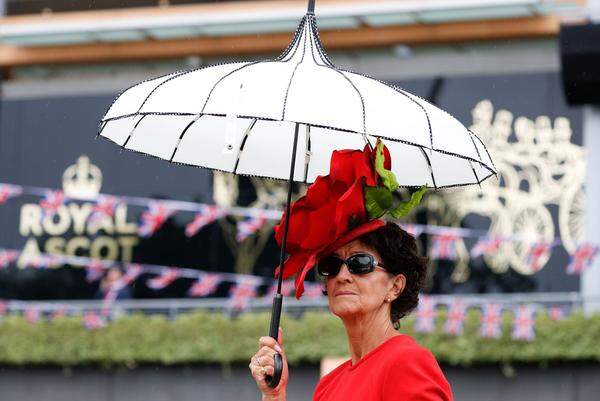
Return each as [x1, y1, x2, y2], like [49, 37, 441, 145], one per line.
[322, 222, 428, 329]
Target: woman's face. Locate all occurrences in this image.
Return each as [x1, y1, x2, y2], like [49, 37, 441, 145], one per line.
[324, 239, 404, 321]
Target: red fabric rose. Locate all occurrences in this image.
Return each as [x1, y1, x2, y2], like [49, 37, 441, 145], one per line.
[273, 142, 390, 298]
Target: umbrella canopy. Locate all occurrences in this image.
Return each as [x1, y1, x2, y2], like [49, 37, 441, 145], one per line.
[98, 11, 496, 189]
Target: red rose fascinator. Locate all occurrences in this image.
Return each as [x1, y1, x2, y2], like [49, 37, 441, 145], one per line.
[274, 139, 426, 298]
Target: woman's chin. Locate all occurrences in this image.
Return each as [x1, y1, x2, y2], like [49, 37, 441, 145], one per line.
[330, 300, 360, 317]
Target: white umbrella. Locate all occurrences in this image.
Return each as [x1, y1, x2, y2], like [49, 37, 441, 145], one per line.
[98, 0, 496, 387]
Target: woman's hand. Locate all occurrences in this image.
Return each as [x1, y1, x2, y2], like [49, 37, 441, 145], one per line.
[249, 327, 289, 401]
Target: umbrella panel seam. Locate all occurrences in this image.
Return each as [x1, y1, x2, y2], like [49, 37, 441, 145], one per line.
[281, 17, 309, 121]
[232, 118, 258, 175]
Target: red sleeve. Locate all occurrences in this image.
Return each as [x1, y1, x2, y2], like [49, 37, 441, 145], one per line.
[381, 347, 453, 401]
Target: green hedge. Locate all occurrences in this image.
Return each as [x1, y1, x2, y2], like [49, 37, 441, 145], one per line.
[0, 309, 599, 368]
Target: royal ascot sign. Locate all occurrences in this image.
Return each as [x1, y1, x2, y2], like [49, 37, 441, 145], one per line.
[17, 156, 139, 268]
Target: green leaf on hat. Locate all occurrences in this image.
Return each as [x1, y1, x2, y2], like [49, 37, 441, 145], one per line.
[374, 141, 399, 192]
[390, 186, 427, 219]
[365, 186, 394, 219]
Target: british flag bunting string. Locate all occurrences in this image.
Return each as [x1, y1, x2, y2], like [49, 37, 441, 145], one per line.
[525, 241, 555, 273]
[303, 282, 325, 299]
[0, 250, 19, 269]
[51, 305, 67, 320]
[236, 214, 267, 242]
[444, 298, 467, 336]
[88, 195, 122, 226]
[146, 267, 182, 290]
[548, 306, 566, 321]
[85, 259, 111, 283]
[414, 296, 437, 333]
[0, 293, 577, 339]
[429, 232, 460, 261]
[138, 202, 175, 237]
[24, 305, 40, 324]
[0, 184, 23, 205]
[470, 236, 502, 259]
[185, 205, 227, 237]
[1, 182, 599, 268]
[228, 277, 262, 310]
[188, 273, 224, 297]
[265, 280, 295, 298]
[83, 311, 106, 330]
[401, 224, 425, 238]
[101, 264, 144, 314]
[479, 303, 503, 339]
[123, 264, 143, 283]
[39, 190, 66, 218]
[566, 243, 599, 275]
[512, 305, 536, 341]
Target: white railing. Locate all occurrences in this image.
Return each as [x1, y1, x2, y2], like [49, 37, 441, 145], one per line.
[2, 292, 584, 318]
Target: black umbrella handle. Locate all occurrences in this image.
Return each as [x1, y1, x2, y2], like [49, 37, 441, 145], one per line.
[266, 123, 300, 388]
[265, 293, 283, 388]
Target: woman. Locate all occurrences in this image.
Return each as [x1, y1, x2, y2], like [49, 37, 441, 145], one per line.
[249, 223, 453, 401]
[249, 140, 453, 400]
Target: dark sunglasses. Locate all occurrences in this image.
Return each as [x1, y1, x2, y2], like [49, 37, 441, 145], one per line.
[317, 253, 385, 277]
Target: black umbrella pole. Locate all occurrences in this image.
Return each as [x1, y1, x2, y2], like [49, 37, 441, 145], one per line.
[265, 122, 300, 389]
[308, 0, 316, 13]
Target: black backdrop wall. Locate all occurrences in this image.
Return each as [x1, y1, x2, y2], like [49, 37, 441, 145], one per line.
[0, 71, 583, 299]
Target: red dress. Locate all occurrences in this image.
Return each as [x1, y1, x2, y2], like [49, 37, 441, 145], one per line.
[313, 334, 453, 401]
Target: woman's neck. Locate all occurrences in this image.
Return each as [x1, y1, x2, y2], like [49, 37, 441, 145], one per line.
[342, 309, 399, 365]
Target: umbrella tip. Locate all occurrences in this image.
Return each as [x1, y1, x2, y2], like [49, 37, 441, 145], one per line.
[307, 0, 315, 14]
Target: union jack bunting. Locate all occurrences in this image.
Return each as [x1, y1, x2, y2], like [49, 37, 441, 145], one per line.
[236, 214, 267, 242]
[512, 305, 536, 341]
[85, 259, 108, 282]
[188, 273, 223, 297]
[103, 276, 128, 304]
[401, 224, 424, 238]
[51, 306, 67, 320]
[414, 296, 437, 333]
[548, 306, 566, 321]
[470, 237, 502, 259]
[146, 268, 181, 290]
[444, 298, 467, 336]
[39, 190, 66, 217]
[429, 232, 459, 261]
[265, 280, 295, 298]
[123, 264, 143, 284]
[0, 250, 19, 269]
[83, 311, 106, 330]
[566, 243, 599, 275]
[138, 202, 174, 237]
[102, 266, 142, 314]
[525, 241, 554, 273]
[185, 205, 226, 237]
[102, 285, 119, 308]
[88, 195, 121, 226]
[0, 184, 23, 205]
[303, 282, 325, 299]
[102, 281, 124, 315]
[25, 305, 40, 324]
[480, 303, 503, 339]
[229, 277, 261, 310]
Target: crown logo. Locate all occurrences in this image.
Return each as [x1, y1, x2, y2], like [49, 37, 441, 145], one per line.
[62, 155, 103, 200]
